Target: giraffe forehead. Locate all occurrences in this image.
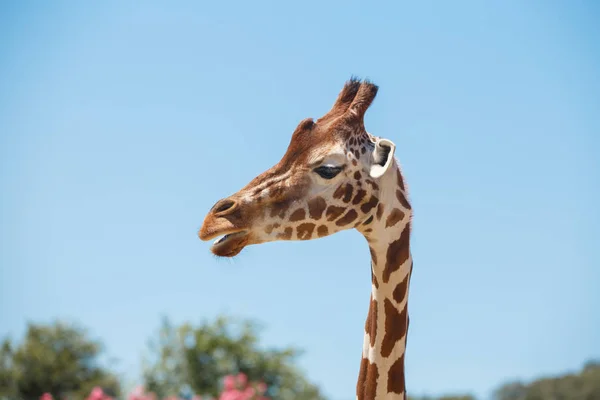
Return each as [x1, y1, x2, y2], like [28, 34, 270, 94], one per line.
[306, 142, 347, 165]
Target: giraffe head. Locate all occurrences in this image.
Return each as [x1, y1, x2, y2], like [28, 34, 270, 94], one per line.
[199, 78, 398, 257]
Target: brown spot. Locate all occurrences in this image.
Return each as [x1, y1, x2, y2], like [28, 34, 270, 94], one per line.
[289, 208, 306, 222]
[343, 183, 354, 203]
[381, 299, 408, 358]
[296, 223, 315, 240]
[308, 196, 327, 220]
[383, 223, 410, 283]
[354, 171, 362, 180]
[369, 247, 378, 265]
[352, 189, 367, 205]
[326, 205, 345, 221]
[361, 146, 366, 154]
[264, 224, 280, 235]
[333, 184, 345, 199]
[385, 208, 405, 228]
[317, 225, 329, 237]
[396, 170, 405, 191]
[352, 159, 358, 166]
[336, 209, 358, 226]
[360, 196, 379, 214]
[396, 189, 412, 209]
[363, 215, 374, 225]
[365, 297, 378, 347]
[356, 358, 368, 400]
[277, 227, 293, 240]
[354, 149, 361, 159]
[365, 362, 379, 400]
[365, 179, 379, 191]
[393, 273, 410, 304]
[270, 201, 289, 218]
[364, 228, 373, 233]
[376, 203, 384, 220]
[387, 354, 406, 394]
[372, 271, 379, 288]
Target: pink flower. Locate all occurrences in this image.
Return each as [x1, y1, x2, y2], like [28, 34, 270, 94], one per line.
[128, 385, 146, 400]
[86, 387, 105, 400]
[223, 374, 236, 390]
[236, 373, 248, 388]
[219, 391, 240, 400]
[40, 393, 53, 400]
[241, 387, 255, 400]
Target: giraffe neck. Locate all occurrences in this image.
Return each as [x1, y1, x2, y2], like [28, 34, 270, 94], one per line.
[356, 162, 413, 400]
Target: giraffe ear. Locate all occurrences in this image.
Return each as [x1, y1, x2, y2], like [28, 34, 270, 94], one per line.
[369, 138, 396, 178]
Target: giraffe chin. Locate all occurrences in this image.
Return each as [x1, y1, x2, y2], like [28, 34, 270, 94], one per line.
[210, 231, 249, 257]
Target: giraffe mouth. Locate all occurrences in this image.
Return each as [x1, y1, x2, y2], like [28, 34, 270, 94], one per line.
[210, 231, 249, 257]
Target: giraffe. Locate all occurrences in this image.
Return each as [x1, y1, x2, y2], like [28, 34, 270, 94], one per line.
[198, 77, 413, 400]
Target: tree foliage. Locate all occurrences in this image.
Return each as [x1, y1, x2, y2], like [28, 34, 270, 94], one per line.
[0, 322, 120, 400]
[493, 360, 600, 400]
[0, 338, 16, 399]
[142, 316, 325, 400]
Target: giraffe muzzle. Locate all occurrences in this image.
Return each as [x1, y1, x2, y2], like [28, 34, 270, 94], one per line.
[209, 230, 249, 257]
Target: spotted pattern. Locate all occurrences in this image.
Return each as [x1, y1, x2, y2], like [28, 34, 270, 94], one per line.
[297, 223, 316, 240]
[376, 203, 384, 220]
[385, 208, 405, 228]
[381, 299, 407, 358]
[387, 354, 406, 394]
[360, 196, 379, 214]
[336, 209, 358, 226]
[326, 205, 346, 221]
[357, 358, 379, 400]
[289, 208, 306, 222]
[393, 273, 410, 304]
[264, 223, 280, 235]
[383, 223, 411, 283]
[365, 362, 379, 399]
[352, 189, 367, 205]
[201, 78, 415, 400]
[396, 190, 411, 210]
[365, 297, 378, 347]
[343, 184, 354, 203]
[277, 227, 293, 240]
[372, 271, 379, 289]
[317, 225, 329, 237]
[308, 196, 327, 220]
[270, 201, 289, 218]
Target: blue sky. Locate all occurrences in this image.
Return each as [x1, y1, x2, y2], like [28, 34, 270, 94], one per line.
[1, 1, 599, 399]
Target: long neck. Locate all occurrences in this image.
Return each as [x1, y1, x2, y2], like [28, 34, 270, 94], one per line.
[356, 162, 413, 400]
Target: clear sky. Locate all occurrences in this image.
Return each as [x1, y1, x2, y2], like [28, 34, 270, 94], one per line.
[1, 1, 599, 399]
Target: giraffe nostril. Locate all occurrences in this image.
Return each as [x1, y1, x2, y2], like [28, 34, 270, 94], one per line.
[212, 198, 237, 215]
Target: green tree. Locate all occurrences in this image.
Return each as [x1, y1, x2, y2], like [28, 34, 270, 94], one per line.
[0, 338, 17, 399]
[493, 360, 600, 400]
[2, 321, 120, 400]
[142, 316, 326, 400]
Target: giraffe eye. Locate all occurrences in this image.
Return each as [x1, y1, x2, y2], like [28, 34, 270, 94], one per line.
[314, 165, 343, 179]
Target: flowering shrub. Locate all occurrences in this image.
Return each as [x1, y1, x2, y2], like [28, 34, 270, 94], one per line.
[218, 373, 268, 400]
[87, 387, 114, 400]
[37, 373, 269, 400]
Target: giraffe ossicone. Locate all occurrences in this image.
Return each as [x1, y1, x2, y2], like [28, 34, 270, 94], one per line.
[198, 77, 413, 400]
